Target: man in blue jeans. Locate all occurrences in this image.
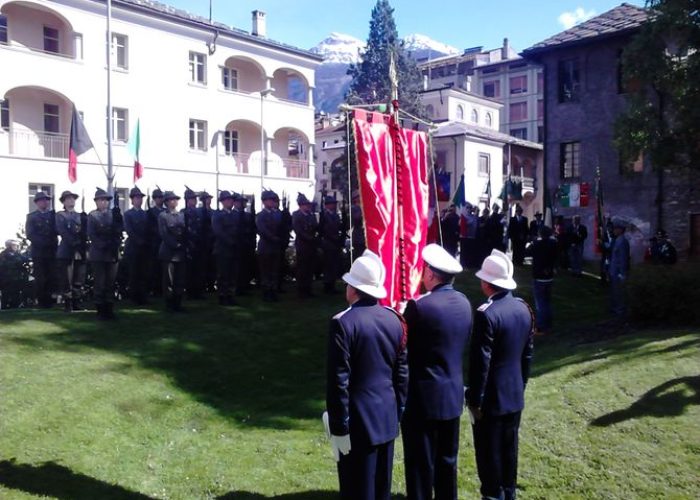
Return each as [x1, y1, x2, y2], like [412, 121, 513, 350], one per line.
[527, 226, 558, 335]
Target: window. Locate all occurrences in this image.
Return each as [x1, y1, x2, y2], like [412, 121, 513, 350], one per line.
[509, 102, 527, 122]
[485, 112, 493, 128]
[478, 153, 490, 176]
[456, 105, 465, 121]
[222, 67, 238, 90]
[510, 75, 527, 94]
[482, 66, 499, 74]
[110, 107, 128, 142]
[112, 33, 128, 69]
[223, 130, 239, 155]
[43, 26, 59, 53]
[322, 161, 328, 175]
[28, 183, 54, 212]
[1, 99, 9, 131]
[510, 128, 527, 140]
[189, 119, 207, 150]
[483, 80, 500, 98]
[189, 52, 206, 84]
[537, 99, 544, 119]
[560, 142, 581, 179]
[537, 72, 544, 94]
[558, 58, 581, 102]
[43, 104, 59, 134]
[538, 126, 544, 143]
[471, 109, 479, 124]
[0, 15, 7, 44]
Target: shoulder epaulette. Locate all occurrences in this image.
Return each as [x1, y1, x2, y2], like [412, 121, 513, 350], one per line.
[477, 301, 492, 312]
[415, 292, 431, 301]
[332, 307, 351, 320]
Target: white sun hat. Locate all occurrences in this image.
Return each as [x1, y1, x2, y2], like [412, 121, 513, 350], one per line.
[475, 249, 517, 290]
[422, 243, 463, 275]
[342, 249, 387, 299]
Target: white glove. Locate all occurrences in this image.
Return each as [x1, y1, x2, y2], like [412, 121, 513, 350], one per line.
[331, 434, 352, 457]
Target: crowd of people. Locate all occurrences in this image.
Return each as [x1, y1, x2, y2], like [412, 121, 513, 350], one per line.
[0, 187, 363, 318]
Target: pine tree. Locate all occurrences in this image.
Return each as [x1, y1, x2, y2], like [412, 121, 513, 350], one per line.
[346, 0, 425, 117]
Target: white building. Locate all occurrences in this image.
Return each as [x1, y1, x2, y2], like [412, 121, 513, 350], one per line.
[0, 0, 322, 240]
[314, 113, 346, 199]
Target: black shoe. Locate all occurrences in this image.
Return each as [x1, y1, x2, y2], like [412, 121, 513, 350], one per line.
[64, 300, 72, 313]
[72, 299, 85, 311]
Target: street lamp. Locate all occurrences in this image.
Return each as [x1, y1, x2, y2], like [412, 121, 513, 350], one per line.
[259, 87, 275, 192]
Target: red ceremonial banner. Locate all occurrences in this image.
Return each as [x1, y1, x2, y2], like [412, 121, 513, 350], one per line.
[353, 112, 429, 309]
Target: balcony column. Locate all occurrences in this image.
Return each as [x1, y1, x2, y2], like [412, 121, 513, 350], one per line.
[307, 143, 316, 181]
[307, 86, 315, 108]
[73, 33, 83, 60]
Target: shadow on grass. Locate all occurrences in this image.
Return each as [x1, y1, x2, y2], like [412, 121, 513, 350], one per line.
[217, 493, 406, 499]
[590, 375, 700, 427]
[0, 459, 154, 499]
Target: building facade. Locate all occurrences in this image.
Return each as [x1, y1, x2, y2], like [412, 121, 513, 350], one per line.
[0, 0, 322, 240]
[523, 2, 700, 261]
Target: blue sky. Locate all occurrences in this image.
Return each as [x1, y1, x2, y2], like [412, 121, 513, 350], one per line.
[161, 0, 644, 52]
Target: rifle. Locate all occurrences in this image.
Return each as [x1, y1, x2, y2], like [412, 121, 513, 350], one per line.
[146, 188, 151, 209]
[80, 189, 88, 256]
[340, 198, 349, 239]
[112, 185, 124, 255]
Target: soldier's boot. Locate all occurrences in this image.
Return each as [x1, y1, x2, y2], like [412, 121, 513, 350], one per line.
[72, 297, 85, 311]
[64, 298, 73, 313]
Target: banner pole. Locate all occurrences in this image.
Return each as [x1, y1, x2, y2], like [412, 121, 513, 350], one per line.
[345, 110, 353, 263]
[428, 132, 443, 247]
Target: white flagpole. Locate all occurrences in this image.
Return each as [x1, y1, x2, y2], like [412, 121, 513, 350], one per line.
[106, 0, 114, 194]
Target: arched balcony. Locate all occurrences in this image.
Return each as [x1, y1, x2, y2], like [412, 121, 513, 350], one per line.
[271, 68, 310, 106]
[0, 1, 78, 59]
[220, 119, 264, 174]
[269, 127, 310, 179]
[1, 85, 72, 158]
[220, 55, 267, 94]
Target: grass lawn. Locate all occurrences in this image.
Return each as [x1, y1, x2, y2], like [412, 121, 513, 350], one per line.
[0, 267, 698, 499]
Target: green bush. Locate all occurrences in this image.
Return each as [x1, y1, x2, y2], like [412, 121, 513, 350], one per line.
[627, 262, 700, 325]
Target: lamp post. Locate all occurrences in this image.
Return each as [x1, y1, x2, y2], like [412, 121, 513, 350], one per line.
[259, 87, 275, 192]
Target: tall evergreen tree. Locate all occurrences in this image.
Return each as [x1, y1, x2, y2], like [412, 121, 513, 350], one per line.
[346, 0, 425, 117]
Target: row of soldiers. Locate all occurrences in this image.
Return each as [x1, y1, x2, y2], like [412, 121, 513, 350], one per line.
[20, 187, 364, 318]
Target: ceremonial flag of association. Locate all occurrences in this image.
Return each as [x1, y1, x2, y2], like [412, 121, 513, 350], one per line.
[68, 105, 94, 183]
[128, 118, 143, 182]
[452, 174, 469, 238]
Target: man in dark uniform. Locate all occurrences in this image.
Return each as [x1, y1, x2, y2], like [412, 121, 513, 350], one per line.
[0, 239, 28, 309]
[350, 190, 366, 259]
[468, 249, 534, 500]
[440, 205, 460, 257]
[26, 191, 57, 308]
[123, 187, 150, 306]
[292, 193, 318, 298]
[88, 188, 123, 320]
[256, 190, 283, 302]
[148, 188, 166, 296]
[526, 226, 558, 335]
[159, 191, 186, 312]
[507, 204, 529, 266]
[529, 211, 544, 243]
[609, 218, 630, 318]
[212, 191, 241, 306]
[198, 191, 216, 292]
[567, 215, 588, 276]
[326, 250, 408, 500]
[237, 195, 257, 295]
[182, 187, 205, 299]
[401, 244, 472, 500]
[55, 190, 86, 312]
[320, 196, 343, 294]
[486, 204, 506, 253]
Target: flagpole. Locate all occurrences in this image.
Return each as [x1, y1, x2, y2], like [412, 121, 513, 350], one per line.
[106, 0, 114, 195]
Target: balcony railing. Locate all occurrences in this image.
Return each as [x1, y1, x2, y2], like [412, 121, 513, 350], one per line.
[221, 152, 253, 174]
[283, 158, 309, 179]
[8, 129, 68, 158]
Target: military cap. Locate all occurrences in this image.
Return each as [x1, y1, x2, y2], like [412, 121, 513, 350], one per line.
[218, 190, 235, 202]
[423, 243, 463, 275]
[261, 190, 279, 201]
[129, 187, 145, 198]
[163, 191, 180, 201]
[297, 192, 312, 206]
[59, 190, 79, 202]
[33, 191, 52, 202]
[151, 188, 164, 199]
[324, 195, 338, 205]
[199, 191, 213, 201]
[534, 211, 543, 217]
[612, 217, 627, 229]
[232, 192, 245, 202]
[184, 187, 198, 200]
[94, 188, 112, 201]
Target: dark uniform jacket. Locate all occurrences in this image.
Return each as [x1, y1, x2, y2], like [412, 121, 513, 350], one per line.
[326, 299, 409, 447]
[158, 210, 186, 262]
[529, 219, 545, 241]
[87, 209, 122, 262]
[351, 205, 365, 250]
[404, 283, 472, 420]
[508, 215, 529, 243]
[148, 206, 166, 247]
[124, 207, 149, 257]
[55, 210, 84, 260]
[256, 208, 282, 255]
[182, 206, 204, 258]
[320, 209, 343, 251]
[26, 209, 57, 260]
[610, 235, 630, 279]
[527, 237, 558, 280]
[212, 208, 240, 256]
[568, 223, 588, 247]
[242, 211, 257, 252]
[292, 209, 318, 251]
[468, 291, 534, 416]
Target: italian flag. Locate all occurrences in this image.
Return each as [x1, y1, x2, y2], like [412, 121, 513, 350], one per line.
[68, 104, 94, 183]
[559, 182, 590, 207]
[128, 118, 143, 182]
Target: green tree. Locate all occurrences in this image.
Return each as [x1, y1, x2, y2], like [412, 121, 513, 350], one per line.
[615, 0, 700, 171]
[346, 0, 425, 117]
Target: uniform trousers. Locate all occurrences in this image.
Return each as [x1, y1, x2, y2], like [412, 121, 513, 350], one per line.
[92, 261, 118, 305]
[460, 238, 479, 269]
[295, 246, 315, 295]
[402, 412, 460, 500]
[162, 261, 186, 299]
[32, 256, 55, 306]
[186, 251, 205, 298]
[511, 240, 526, 266]
[216, 253, 238, 299]
[56, 258, 86, 301]
[322, 245, 342, 287]
[610, 275, 626, 317]
[532, 280, 553, 332]
[149, 243, 163, 296]
[569, 244, 584, 274]
[473, 411, 522, 500]
[337, 440, 394, 500]
[127, 248, 150, 303]
[257, 252, 280, 292]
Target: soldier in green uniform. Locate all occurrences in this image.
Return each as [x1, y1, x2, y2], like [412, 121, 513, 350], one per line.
[124, 187, 150, 306]
[26, 191, 57, 308]
[212, 191, 241, 306]
[292, 193, 318, 298]
[182, 187, 205, 299]
[256, 190, 283, 302]
[55, 190, 86, 312]
[198, 191, 216, 292]
[159, 191, 186, 312]
[87, 188, 123, 320]
[0, 239, 29, 309]
[148, 188, 166, 296]
[237, 195, 257, 295]
[320, 196, 343, 294]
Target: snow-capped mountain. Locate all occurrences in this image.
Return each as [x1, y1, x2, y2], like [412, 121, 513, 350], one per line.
[311, 32, 365, 65]
[402, 34, 459, 60]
